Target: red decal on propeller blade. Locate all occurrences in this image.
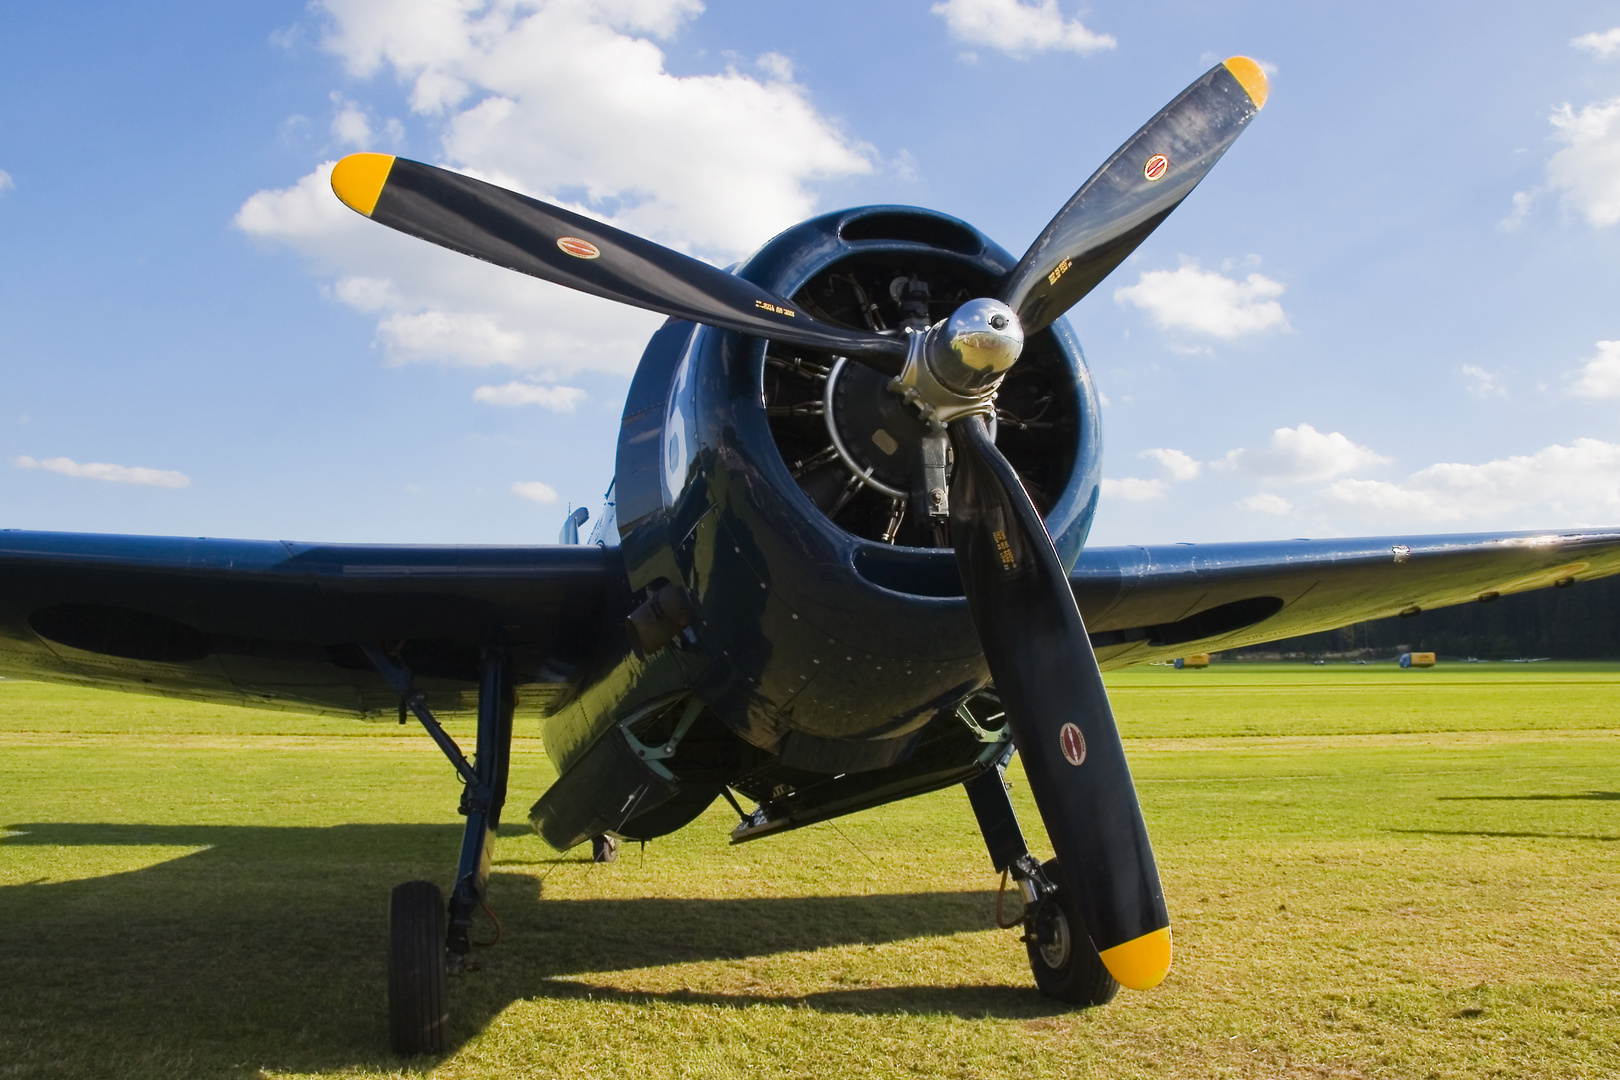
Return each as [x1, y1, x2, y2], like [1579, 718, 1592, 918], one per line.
[1059, 723, 1087, 766]
[557, 236, 601, 259]
[1143, 154, 1169, 182]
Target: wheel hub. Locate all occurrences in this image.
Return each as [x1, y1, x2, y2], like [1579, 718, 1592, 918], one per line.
[1035, 900, 1073, 970]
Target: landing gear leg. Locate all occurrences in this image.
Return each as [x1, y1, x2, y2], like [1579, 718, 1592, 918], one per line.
[445, 649, 515, 965]
[963, 763, 1119, 1007]
[368, 645, 515, 1055]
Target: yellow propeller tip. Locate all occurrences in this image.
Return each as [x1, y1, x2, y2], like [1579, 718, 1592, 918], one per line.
[331, 153, 396, 217]
[1099, 926, 1173, 990]
[1223, 56, 1269, 109]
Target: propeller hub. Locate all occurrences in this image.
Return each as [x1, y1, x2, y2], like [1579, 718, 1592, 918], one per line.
[928, 298, 1024, 397]
[888, 298, 1024, 424]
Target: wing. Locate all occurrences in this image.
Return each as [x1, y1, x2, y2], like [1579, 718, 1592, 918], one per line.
[1070, 528, 1620, 668]
[0, 530, 625, 717]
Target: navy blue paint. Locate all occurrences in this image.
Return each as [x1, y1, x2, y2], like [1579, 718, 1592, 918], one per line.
[446, 648, 513, 957]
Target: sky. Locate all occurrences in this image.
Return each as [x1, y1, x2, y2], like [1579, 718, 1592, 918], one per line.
[2, 1, 1618, 548]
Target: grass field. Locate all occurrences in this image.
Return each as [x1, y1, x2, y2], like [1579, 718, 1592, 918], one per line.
[2, 663, 1617, 1079]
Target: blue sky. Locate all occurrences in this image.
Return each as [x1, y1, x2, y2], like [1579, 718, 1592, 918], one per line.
[2, 1, 1618, 546]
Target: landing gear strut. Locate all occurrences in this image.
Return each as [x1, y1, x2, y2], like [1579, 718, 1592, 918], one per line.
[367, 645, 515, 1055]
[963, 762, 1119, 1007]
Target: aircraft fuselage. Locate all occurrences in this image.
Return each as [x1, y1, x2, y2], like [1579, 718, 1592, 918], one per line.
[531, 206, 1102, 846]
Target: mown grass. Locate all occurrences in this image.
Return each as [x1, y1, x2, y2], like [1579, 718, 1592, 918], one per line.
[2, 663, 1617, 1078]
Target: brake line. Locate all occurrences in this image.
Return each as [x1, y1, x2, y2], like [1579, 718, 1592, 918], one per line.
[473, 898, 503, 948]
[994, 868, 1026, 930]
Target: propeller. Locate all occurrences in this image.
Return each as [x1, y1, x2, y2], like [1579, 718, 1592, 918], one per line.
[332, 56, 1269, 993]
[949, 413, 1171, 987]
[328, 153, 907, 373]
[999, 56, 1269, 334]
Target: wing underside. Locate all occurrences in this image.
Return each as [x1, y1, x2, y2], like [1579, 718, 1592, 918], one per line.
[0, 531, 623, 718]
[3, 526, 1613, 718]
[1071, 528, 1620, 668]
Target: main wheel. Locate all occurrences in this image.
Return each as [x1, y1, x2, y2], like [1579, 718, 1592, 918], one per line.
[1025, 858, 1120, 1007]
[389, 880, 448, 1055]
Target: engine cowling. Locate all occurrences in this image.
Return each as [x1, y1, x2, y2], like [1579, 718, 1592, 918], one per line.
[612, 205, 1102, 761]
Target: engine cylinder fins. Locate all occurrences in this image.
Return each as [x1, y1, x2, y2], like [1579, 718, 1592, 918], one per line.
[757, 252, 1082, 547]
[830, 358, 929, 497]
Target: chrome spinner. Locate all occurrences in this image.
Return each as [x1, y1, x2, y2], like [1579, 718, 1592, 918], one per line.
[888, 298, 1024, 424]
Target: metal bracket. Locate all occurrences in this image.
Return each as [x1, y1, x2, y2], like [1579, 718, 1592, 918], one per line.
[887, 323, 1003, 426]
[915, 422, 951, 521]
[361, 644, 482, 796]
[955, 693, 1011, 744]
[621, 696, 704, 761]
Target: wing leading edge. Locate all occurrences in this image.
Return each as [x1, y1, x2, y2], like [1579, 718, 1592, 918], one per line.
[5, 526, 1614, 712]
[1070, 528, 1620, 668]
[0, 530, 625, 718]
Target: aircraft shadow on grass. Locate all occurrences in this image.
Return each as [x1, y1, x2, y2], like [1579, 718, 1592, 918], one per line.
[1388, 828, 1620, 842]
[0, 822, 1062, 1071]
[1400, 790, 1620, 841]
[1436, 791, 1620, 801]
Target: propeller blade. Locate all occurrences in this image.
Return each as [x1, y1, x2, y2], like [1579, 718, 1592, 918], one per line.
[948, 415, 1170, 990]
[999, 57, 1269, 335]
[330, 154, 907, 372]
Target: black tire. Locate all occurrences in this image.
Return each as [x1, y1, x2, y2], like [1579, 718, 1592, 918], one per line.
[592, 834, 619, 863]
[389, 880, 448, 1055]
[1025, 858, 1120, 1007]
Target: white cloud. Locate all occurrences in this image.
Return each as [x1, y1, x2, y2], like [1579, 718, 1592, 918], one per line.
[380, 310, 525, 366]
[315, 0, 868, 252]
[473, 381, 586, 410]
[1508, 32, 1620, 229]
[14, 455, 190, 488]
[330, 275, 402, 312]
[930, 0, 1115, 58]
[1501, 189, 1534, 230]
[1100, 477, 1167, 501]
[331, 95, 375, 148]
[1573, 28, 1620, 59]
[1215, 423, 1389, 484]
[327, 94, 401, 150]
[511, 480, 558, 503]
[755, 51, 793, 82]
[238, 160, 358, 240]
[1113, 258, 1289, 340]
[1461, 364, 1508, 399]
[1322, 479, 1433, 519]
[1240, 492, 1292, 516]
[1545, 97, 1620, 227]
[239, 0, 873, 375]
[0, 169, 12, 194]
[1567, 340, 1620, 399]
[1101, 448, 1200, 502]
[1141, 447, 1201, 481]
[1321, 438, 1620, 525]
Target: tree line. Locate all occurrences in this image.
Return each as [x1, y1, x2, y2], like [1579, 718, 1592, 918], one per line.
[1229, 573, 1620, 660]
